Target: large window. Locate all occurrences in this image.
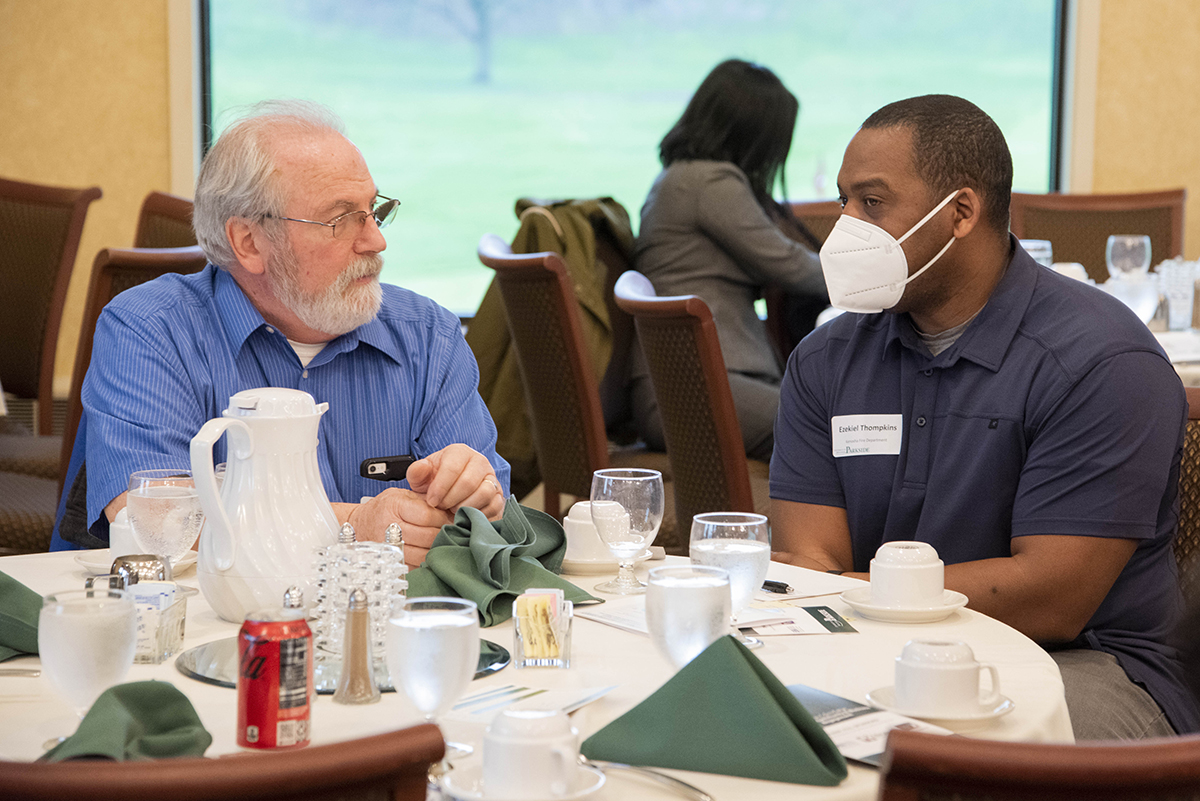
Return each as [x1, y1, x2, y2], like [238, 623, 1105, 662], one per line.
[207, 0, 1059, 314]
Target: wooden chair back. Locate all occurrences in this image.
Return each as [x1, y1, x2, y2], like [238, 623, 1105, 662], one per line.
[477, 234, 609, 519]
[1177, 386, 1200, 604]
[0, 177, 102, 434]
[787, 199, 843, 245]
[58, 246, 209, 493]
[1009, 189, 1185, 283]
[613, 271, 756, 529]
[134, 190, 196, 248]
[0, 723, 444, 801]
[878, 728, 1200, 800]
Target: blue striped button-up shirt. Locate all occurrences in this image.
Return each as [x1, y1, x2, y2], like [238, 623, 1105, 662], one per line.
[58, 264, 508, 547]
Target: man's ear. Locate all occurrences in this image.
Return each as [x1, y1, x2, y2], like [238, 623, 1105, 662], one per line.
[951, 188, 983, 239]
[226, 217, 269, 275]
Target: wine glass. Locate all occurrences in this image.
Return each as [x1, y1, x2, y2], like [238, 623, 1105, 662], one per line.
[589, 468, 664, 595]
[1106, 235, 1152, 280]
[38, 588, 137, 743]
[690, 512, 771, 649]
[386, 596, 479, 761]
[126, 469, 204, 568]
[645, 565, 731, 669]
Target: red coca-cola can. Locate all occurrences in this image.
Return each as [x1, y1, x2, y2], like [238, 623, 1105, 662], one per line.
[237, 597, 313, 749]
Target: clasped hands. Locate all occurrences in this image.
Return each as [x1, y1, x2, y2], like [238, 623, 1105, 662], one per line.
[338, 443, 504, 568]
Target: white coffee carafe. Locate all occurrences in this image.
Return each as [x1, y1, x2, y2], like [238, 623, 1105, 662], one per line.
[190, 387, 339, 622]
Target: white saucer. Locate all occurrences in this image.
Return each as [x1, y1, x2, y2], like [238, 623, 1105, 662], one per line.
[441, 763, 605, 801]
[839, 587, 968, 623]
[74, 549, 197, 576]
[561, 550, 652, 575]
[865, 685, 1015, 723]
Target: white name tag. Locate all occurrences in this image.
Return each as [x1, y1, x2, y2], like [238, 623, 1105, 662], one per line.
[831, 414, 903, 457]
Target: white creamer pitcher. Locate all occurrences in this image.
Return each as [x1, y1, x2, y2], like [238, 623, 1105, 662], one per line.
[190, 387, 339, 622]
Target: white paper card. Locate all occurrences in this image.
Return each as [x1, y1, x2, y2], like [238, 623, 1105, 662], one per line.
[831, 414, 903, 457]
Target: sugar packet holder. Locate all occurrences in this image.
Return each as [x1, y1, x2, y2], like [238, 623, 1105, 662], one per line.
[512, 588, 573, 669]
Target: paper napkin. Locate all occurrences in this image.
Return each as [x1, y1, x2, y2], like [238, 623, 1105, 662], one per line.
[581, 636, 848, 786]
[42, 680, 212, 762]
[406, 500, 600, 626]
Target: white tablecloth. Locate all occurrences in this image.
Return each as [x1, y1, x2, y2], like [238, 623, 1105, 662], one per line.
[0, 552, 1073, 799]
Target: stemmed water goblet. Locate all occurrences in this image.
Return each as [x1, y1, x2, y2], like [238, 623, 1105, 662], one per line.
[589, 468, 664, 595]
[645, 565, 731, 669]
[385, 596, 479, 763]
[126, 469, 204, 569]
[689, 512, 771, 649]
[38, 587, 137, 747]
[1106, 235, 1152, 280]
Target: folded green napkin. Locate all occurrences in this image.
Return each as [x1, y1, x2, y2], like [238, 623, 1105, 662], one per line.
[0, 570, 40, 662]
[42, 681, 212, 762]
[581, 636, 848, 786]
[406, 500, 600, 626]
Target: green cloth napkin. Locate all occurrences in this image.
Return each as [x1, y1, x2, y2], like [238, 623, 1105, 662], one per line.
[42, 681, 212, 762]
[0, 570, 40, 661]
[406, 500, 600, 626]
[581, 636, 849, 786]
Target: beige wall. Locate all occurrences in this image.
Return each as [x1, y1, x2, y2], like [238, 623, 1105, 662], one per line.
[1091, 0, 1200, 258]
[0, 0, 173, 395]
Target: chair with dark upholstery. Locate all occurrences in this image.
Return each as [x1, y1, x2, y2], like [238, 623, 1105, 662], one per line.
[1009, 189, 1185, 283]
[762, 199, 842, 362]
[1176, 386, 1200, 604]
[788, 199, 843, 244]
[134, 190, 196, 249]
[0, 723, 444, 801]
[58, 246, 210, 492]
[613, 271, 769, 536]
[0, 177, 102, 435]
[877, 727, 1200, 800]
[476, 236, 675, 542]
[0, 246, 208, 555]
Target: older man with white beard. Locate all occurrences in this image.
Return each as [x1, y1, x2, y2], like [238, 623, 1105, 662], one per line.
[51, 101, 508, 567]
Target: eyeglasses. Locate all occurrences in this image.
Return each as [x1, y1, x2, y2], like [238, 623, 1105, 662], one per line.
[264, 195, 400, 240]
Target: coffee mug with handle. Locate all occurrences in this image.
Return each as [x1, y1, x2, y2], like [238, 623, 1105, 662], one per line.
[483, 708, 579, 799]
[894, 639, 1000, 717]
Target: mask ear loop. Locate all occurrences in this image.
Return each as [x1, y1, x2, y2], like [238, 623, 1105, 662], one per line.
[892, 189, 962, 288]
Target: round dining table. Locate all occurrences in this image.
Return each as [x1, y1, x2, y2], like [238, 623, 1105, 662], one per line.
[0, 550, 1073, 800]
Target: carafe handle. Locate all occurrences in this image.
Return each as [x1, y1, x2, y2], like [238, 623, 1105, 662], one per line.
[190, 417, 252, 572]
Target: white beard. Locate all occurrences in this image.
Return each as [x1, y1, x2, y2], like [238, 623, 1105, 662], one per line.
[269, 242, 383, 337]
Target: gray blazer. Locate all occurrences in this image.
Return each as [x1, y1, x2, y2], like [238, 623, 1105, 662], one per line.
[634, 160, 825, 380]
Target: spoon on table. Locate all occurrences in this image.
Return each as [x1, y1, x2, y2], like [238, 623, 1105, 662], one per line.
[582, 757, 714, 801]
[0, 668, 40, 677]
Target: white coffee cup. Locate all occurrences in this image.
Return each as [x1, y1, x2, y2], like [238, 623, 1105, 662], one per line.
[869, 541, 944, 607]
[108, 507, 139, 559]
[562, 501, 612, 562]
[894, 639, 1000, 717]
[483, 708, 579, 799]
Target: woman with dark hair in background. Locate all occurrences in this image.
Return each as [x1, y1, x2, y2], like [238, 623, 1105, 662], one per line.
[631, 58, 826, 462]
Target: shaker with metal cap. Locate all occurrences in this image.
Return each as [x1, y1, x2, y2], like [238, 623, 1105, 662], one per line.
[332, 588, 380, 705]
[85, 553, 172, 590]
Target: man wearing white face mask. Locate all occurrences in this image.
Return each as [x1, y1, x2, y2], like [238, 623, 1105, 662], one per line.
[770, 95, 1197, 739]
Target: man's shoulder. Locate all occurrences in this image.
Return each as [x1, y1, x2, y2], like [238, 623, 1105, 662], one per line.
[102, 264, 218, 322]
[1019, 268, 1170, 372]
[375, 283, 462, 338]
[791, 311, 888, 368]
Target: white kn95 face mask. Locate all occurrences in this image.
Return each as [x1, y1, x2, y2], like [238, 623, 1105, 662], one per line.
[819, 189, 961, 313]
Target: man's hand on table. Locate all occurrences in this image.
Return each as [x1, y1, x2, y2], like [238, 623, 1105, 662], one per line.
[337, 444, 504, 569]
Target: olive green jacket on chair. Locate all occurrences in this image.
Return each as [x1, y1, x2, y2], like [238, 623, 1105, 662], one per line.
[466, 197, 634, 498]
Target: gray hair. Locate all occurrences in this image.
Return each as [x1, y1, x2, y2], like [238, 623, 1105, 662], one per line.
[193, 100, 347, 268]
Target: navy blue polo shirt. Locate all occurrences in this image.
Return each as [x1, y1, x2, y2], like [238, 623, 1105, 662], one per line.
[772, 240, 1199, 733]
